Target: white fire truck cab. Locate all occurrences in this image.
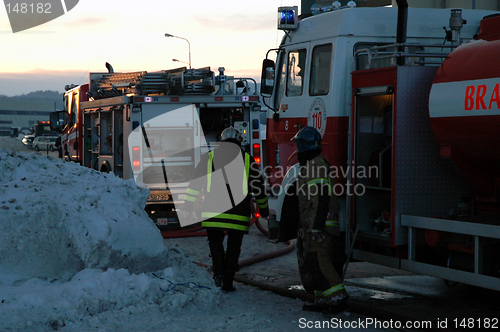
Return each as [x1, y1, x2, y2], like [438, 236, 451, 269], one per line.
[261, 2, 500, 290]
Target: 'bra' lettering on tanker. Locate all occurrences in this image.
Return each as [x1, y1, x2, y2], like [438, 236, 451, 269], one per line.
[464, 84, 500, 110]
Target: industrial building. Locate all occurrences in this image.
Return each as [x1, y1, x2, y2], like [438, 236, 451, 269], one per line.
[0, 98, 56, 137]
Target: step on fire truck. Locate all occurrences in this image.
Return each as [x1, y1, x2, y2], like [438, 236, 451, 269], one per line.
[261, 1, 500, 290]
[50, 65, 263, 229]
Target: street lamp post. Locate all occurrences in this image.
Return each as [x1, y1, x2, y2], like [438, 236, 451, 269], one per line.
[172, 59, 190, 66]
[164, 33, 191, 69]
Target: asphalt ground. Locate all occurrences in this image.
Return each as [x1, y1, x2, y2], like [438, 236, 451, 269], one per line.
[4, 138, 497, 330]
[165, 221, 500, 331]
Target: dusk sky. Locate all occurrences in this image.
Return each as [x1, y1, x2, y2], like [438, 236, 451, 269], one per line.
[0, 0, 294, 96]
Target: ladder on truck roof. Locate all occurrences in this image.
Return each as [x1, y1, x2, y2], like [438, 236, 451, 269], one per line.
[88, 67, 215, 99]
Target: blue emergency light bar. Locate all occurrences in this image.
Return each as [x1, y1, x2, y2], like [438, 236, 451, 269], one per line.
[277, 6, 298, 30]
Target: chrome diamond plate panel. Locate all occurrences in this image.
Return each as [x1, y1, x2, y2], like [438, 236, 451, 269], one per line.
[394, 66, 471, 246]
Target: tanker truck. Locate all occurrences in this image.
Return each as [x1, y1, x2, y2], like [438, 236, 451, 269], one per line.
[260, 1, 500, 290]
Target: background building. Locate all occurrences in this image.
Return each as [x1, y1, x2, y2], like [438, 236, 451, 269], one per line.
[0, 98, 56, 137]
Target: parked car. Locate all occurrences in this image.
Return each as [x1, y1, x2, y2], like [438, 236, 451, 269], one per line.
[32, 136, 58, 152]
[22, 135, 35, 148]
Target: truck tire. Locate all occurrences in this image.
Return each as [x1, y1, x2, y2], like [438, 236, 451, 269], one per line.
[100, 161, 111, 173]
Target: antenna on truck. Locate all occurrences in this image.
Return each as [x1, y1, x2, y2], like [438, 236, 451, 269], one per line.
[105, 62, 114, 73]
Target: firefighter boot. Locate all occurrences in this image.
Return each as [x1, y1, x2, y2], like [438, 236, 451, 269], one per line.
[322, 299, 350, 316]
[212, 260, 224, 288]
[221, 269, 236, 292]
[209, 244, 225, 288]
[214, 275, 223, 288]
[302, 302, 330, 312]
[212, 257, 224, 288]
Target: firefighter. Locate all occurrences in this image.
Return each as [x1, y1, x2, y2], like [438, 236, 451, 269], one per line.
[183, 127, 269, 292]
[291, 126, 349, 313]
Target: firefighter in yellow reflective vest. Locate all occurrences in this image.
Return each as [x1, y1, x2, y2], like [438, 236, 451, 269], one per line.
[291, 126, 349, 313]
[184, 127, 269, 291]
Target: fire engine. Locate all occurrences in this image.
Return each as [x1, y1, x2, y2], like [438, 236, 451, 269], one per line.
[34, 120, 57, 137]
[261, 1, 500, 290]
[50, 65, 262, 229]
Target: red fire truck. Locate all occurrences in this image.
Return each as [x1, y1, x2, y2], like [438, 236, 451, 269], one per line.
[261, 1, 500, 290]
[51, 66, 263, 229]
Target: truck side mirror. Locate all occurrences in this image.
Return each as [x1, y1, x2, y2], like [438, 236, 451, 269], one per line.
[273, 112, 280, 122]
[50, 111, 68, 133]
[260, 59, 275, 97]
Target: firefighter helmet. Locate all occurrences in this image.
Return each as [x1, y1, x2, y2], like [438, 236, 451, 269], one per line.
[220, 127, 242, 144]
[291, 126, 322, 153]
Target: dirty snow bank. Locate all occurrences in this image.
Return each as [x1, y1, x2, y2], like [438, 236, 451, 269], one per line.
[0, 148, 165, 279]
[0, 137, 31, 153]
[0, 148, 217, 331]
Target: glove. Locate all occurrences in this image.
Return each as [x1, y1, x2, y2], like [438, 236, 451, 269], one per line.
[310, 229, 325, 243]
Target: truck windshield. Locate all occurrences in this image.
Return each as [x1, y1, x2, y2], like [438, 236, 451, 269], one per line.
[274, 49, 307, 110]
[286, 49, 306, 97]
[274, 52, 286, 111]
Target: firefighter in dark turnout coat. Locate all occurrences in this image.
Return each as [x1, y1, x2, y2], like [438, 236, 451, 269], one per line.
[184, 127, 269, 291]
[291, 126, 348, 313]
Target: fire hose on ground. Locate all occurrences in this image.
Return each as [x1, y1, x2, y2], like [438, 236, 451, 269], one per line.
[161, 209, 302, 298]
[160, 207, 369, 311]
[161, 211, 453, 330]
[162, 213, 296, 266]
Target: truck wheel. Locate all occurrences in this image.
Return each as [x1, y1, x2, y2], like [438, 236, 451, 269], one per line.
[49, 145, 54, 152]
[100, 161, 111, 173]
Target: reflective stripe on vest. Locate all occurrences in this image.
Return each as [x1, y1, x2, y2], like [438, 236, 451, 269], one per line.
[207, 151, 214, 193]
[206, 151, 250, 195]
[185, 188, 200, 202]
[202, 221, 249, 232]
[243, 153, 250, 196]
[202, 212, 250, 222]
[202, 212, 251, 232]
[186, 188, 200, 196]
[307, 178, 329, 187]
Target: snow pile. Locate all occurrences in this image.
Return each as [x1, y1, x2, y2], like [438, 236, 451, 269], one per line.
[0, 137, 31, 153]
[0, 148, 217, 331]
[0, 149, 165, 279]
[0, 257, 218, 332]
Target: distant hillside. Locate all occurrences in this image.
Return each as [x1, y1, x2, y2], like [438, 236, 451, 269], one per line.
[0, 90, 64, 109]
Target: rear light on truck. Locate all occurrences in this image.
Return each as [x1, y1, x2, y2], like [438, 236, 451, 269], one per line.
[252, 119, 259, 130]
[253, 143, 261, 165]
[134, 97, 152, 102]
[132, 146, 141, 170]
